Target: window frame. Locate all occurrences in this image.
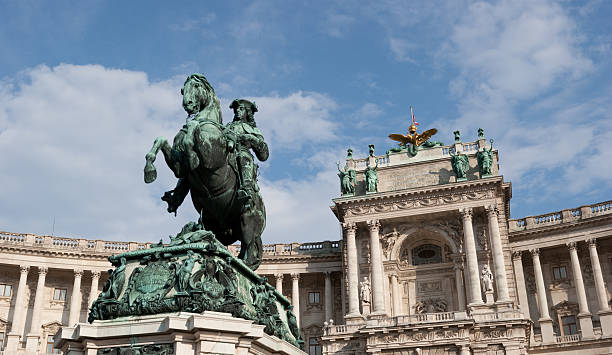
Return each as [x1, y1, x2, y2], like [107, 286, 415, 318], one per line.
[308, 337, 322, 355]
[552, 265, 568, 281]
[308, 291, 320, 305]
[53, 288, 67, 302]
[0, 284, 12, 298]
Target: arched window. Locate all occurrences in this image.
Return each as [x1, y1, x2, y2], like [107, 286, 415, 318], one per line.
[411, 244, 442, 265]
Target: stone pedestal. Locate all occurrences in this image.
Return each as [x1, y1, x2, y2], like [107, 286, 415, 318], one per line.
[599, 310, 612, 338]
[484, 290, 494, 304]
[55, 312, 306, 355]
[539, 318, 555, 345]
[578, 313, 595, 340]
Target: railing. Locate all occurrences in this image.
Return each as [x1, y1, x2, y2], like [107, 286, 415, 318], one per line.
[324, 323, 362, 335]
[534, 212, 562, 225]
[0, 231, 26, 243]
[0, 230, 341, 259]
[592, 201, 612, 215]
[556, 333, 581, 343]
[462, 143, 478, 153]
[509, 200, 612, 232]
[52, 237, 79, 248]
[365, 311, 465, 328]
[442, 147, 456, 155]
[353, 155, 391, 170]
[471, 309, 523, 322]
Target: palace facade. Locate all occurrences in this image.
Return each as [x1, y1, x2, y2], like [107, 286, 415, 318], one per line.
[1, 131, 611, 354]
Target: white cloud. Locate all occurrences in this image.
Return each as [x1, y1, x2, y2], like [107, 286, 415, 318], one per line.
[0, 64, 342, 245]
[437, 0, 611, 200]
[321, 13, 355, 38]
[389, 37, 417, 63]
[221, 92, 339, 151]
[259, 167, 340, 244]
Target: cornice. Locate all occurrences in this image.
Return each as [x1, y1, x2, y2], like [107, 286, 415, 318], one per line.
[0, 245, 112, 260]
[332, 176, 505, 207]
[263, 254, 342, 264]
[332, 177, 505, 222]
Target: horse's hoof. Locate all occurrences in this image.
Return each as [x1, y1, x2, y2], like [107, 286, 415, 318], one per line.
[144, 163, 157, 183]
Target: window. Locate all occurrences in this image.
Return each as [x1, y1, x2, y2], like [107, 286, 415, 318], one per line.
[0, 331, 5, 351]
[53, 288, 67, 301]
[308, 292, 320, 304]
[46, 334, 61, 354]
[308, 337, 322, 355]
[562, 315, 578, 335]
[553, 266, 567, 281]
[412, 244, 442, 265]
[0, 284, 12, 297]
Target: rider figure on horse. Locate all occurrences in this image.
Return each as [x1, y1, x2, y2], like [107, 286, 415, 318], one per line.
[225, 99, 269, 211]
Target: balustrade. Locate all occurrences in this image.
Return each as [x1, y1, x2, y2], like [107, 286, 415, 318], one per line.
[555, 334, 581, 343]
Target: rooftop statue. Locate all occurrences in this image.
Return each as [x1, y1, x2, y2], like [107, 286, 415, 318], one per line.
[388, 106, 439, 157]
[144, 74, 266, 271]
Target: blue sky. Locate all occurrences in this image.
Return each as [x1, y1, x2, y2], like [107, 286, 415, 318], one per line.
[0, 0, 611, 243]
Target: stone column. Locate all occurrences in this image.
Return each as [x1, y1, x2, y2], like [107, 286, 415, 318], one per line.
[291, 273, 300, 327]
[567, 241, 594, 339]
[486, 205, 510, 302]
[530, 248, 554, 344]
[324, 272, 333, 323]
[367, 219, 385, 315]
[343, 222, 360, 317]
[88, 270, 101, 308]
[511, 252, 531, 319]
[587, 238, 612, 337]
[6, 265, 30, 352]
[69, 269, 84, 325]
[390, 274, 401, 316]
[25, 266, 49, 352]
[460, 208, 482, 305]
[275, 273, 284, 295]
[454, 264, 466, 312]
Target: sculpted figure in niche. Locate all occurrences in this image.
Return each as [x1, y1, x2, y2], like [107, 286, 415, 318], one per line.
[481, 264, 494, 292]
[360, 276, 371, 304]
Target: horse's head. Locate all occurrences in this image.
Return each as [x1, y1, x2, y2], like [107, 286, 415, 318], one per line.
[181, 74, 221, 123]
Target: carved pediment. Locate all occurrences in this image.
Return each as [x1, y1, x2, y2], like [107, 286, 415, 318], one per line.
[551, 300, 578, 315]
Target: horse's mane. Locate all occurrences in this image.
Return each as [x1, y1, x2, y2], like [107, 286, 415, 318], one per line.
[185, 74, 222, 124]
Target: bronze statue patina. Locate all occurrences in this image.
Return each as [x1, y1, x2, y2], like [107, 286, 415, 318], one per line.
[88, 74, 301, 348]
[144, 74, 267, 271]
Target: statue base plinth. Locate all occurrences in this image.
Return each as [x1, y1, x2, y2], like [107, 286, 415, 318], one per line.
[55, 311, 306, 355]
[87, 231, 302, 347]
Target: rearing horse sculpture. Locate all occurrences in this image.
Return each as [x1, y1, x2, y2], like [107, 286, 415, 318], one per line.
[143, 74, 265, 270]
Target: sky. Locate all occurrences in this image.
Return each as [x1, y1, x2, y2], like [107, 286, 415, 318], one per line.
[0, 0, 611, 244]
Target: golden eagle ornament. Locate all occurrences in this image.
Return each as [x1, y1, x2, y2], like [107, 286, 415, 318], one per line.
[388, 106, 438, 147]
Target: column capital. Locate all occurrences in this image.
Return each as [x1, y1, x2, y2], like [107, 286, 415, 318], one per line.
[512, 251, 523, 261]
[91, 270, 101, 279]
[74, 268, 84, 277]
[19, 265, 30, 274]
[485, 205, 499, 217]
[567, 241, 578, 251]
[324, 271, 332, 278]
[530, 248, 540, 257]
[453, 263, 464, 271]
[586, 238, 597, 248]
[342, 221, 357, 232]
[366, 219, 381, 231]
[290, 273, 300, 281]
[459, 207, 473, 220]
[38, 266, 49, 275]
[274, 273, 284, 280]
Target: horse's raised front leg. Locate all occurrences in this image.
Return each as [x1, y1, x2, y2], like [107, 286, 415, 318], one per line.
[144, 137, 173, 183]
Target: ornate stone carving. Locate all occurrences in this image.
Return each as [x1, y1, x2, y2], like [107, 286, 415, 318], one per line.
[97, 344, 173, 354]
[38, 266, 49, 275]
[380, 228, 399, 259]
[414, 297, 447, 313]
[92, 270, 101, 279]
[460, 207, 473, 220]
